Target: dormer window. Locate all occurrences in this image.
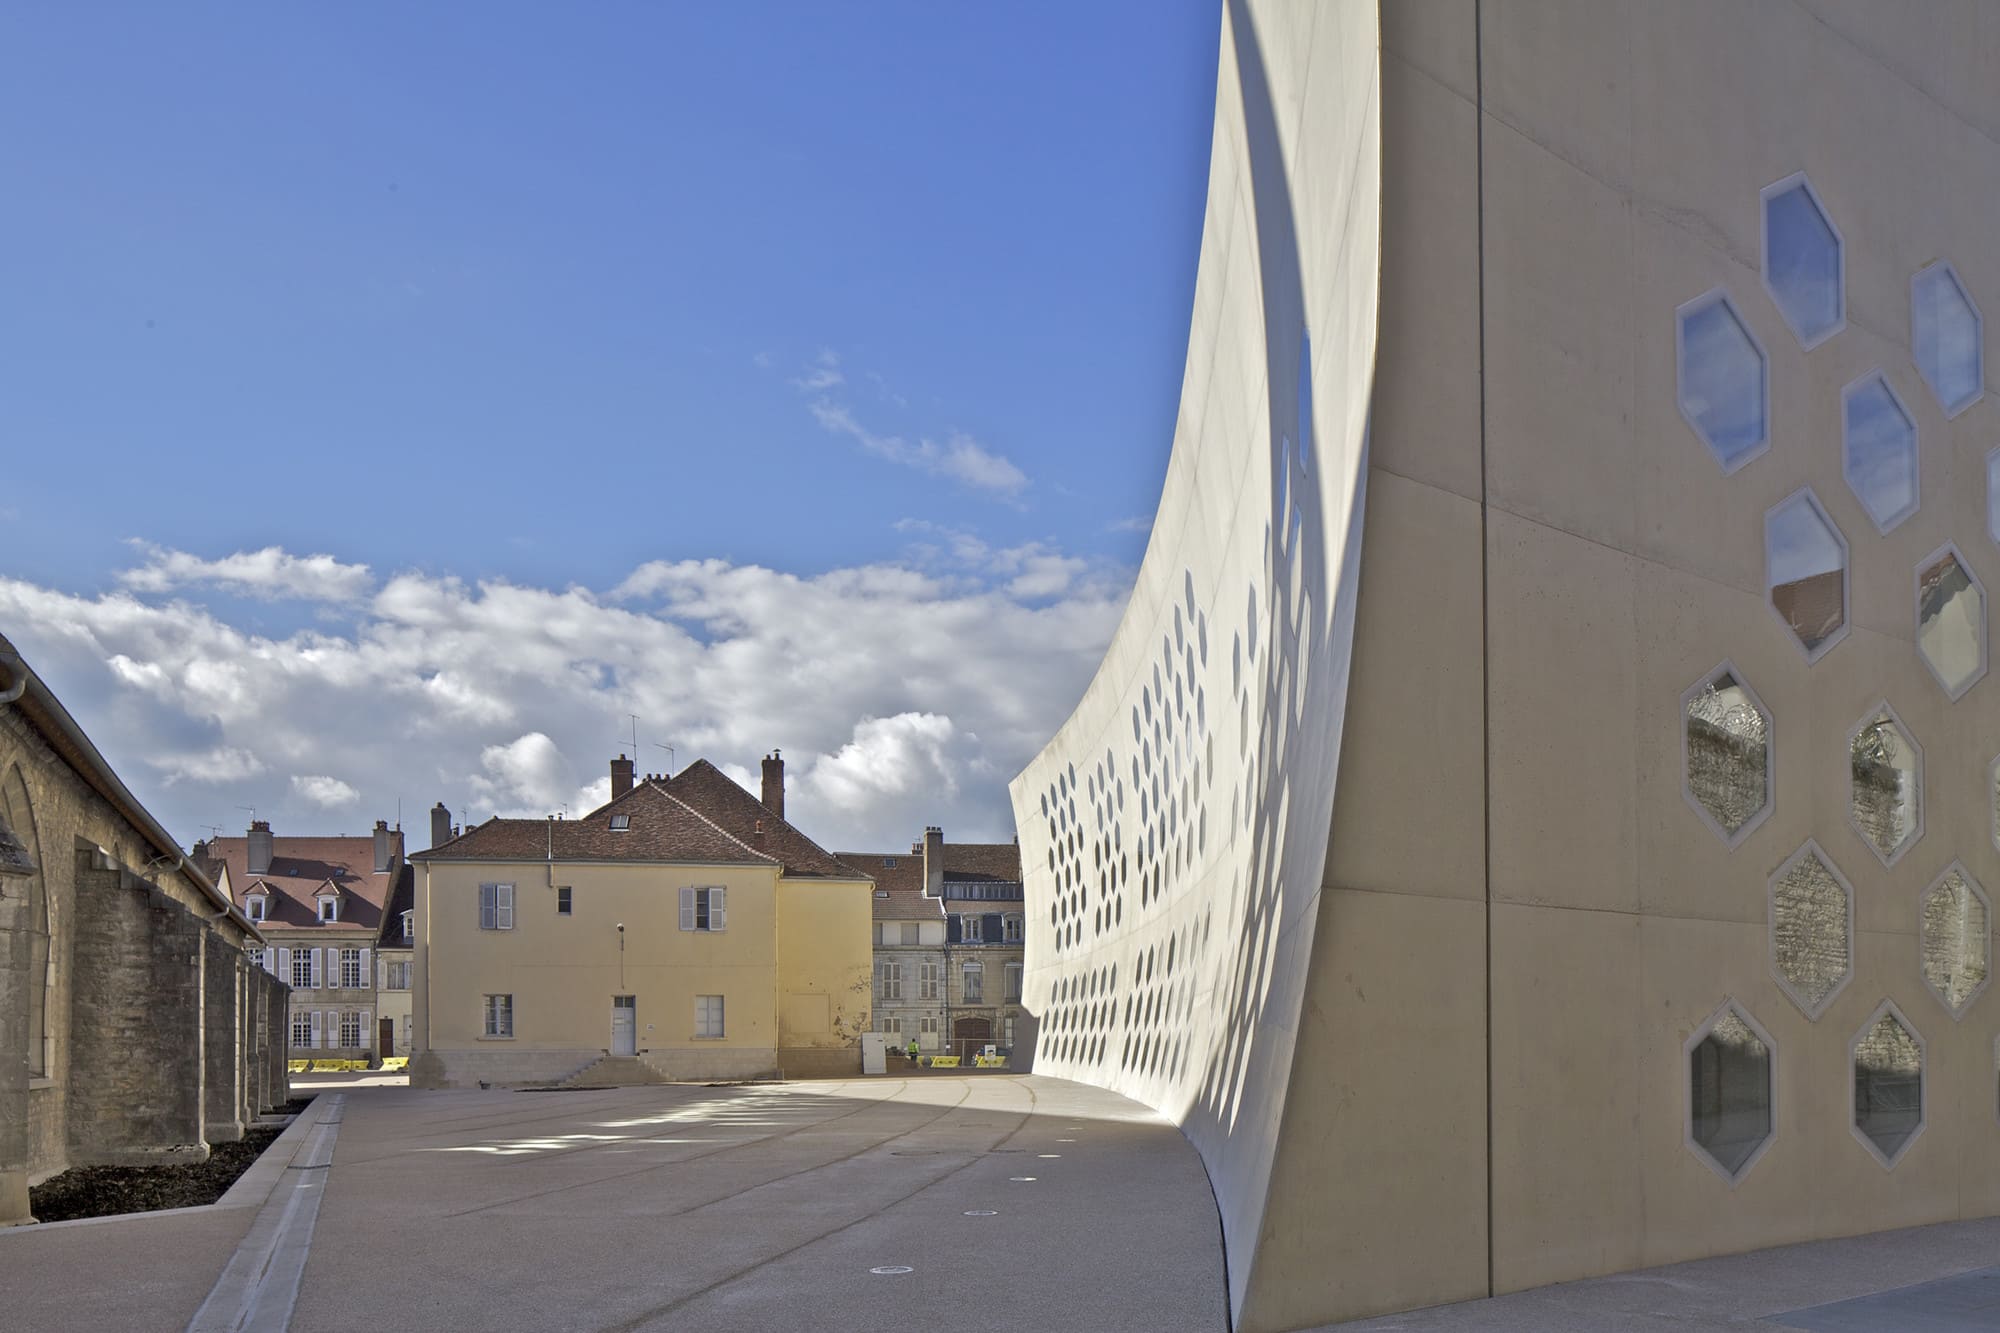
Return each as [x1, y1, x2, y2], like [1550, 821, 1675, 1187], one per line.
[400, 909, 413, 941]
[882, 856, 898, 868]
[246, 895, 267, 923]
[317, 895, 339, 923]
[609, 814, 631, 832]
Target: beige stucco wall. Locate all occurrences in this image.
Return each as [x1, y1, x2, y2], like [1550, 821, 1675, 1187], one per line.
[416, 859, 783, 1085]
[774, 877, 872, 1069]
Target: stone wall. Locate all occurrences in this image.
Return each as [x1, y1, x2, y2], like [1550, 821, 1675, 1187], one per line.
[0, 671, 288, 1223]
[68, 853, 208, 1165]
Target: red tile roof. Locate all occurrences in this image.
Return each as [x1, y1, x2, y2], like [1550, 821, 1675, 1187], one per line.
[200, 834, 402, 933]
[836, 850, 941, 922]
[412, 781, 775, 867]
[662, 760, 867, 880]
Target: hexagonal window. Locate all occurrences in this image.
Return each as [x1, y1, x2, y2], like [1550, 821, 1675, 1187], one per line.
[1991, 755, 2000, 856]
[1677, 290, 1769, 473]
[1851, 1001, 1924, 1168]
[1912, 260, 1983, 418]
[1848, 703, 1922, 867]
[1685, 1000, 1775, 1183]
[1921, 864, 1990, 1018]
[1766, 488, 1849, 662]
[1769, 840, 1854, 1020]
[1681, 663, 1772, 846]
[1916, 543, 1986, 700]
[1842, 373, 1919, 533]
[1989, 448, 2000, 549]
[1763, 174, 1844, 349]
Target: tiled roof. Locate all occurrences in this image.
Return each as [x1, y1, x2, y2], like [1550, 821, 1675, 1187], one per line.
[201, 834, 401, 933]
[941, 842, 1023, 883]
[412, 781, 774, 867]
[377, 864, 415, 948]
[836, 851, 942, 922]
[662, 760, 867, 880]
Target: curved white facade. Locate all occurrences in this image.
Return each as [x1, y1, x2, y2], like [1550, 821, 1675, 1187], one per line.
[1008, 1, 1380, 1321]
[1016, 2, 2000, 1330]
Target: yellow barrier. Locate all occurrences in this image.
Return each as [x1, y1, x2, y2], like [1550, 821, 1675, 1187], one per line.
[928, 1055, 962, 1068]
[380, 1057, 409, 1071]
[286, 1060, 311, 1073]
[973, 1054, 1008, 1068]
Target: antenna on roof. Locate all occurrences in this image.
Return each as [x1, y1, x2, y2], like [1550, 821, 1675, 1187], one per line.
[653, 742, 675, 776]
[627, 713, 640, 760]
[201, 824, 223, 842]
[235, 804, 257, 824]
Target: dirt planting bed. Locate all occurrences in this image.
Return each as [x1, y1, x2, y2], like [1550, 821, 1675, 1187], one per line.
[28, 1099, 314, 1223]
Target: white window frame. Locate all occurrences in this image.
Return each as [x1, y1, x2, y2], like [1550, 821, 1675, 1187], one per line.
[695, 994, 725, 1039]
[483, 993, 514, 1039]
[557, 885, 573, 916]
[1003, 914, 1023, 943]
[962, 914, 984, 943]
[609, 813, 631, 832]
[479, 882, 515, 931]
[962, 961, 983, 1004]
[400, 909, 413, 942]
[339, 948, 365, 990]
[246, 894, 267, 923]
[1005, 962, 1023, 1001]
[679, 885, 727, 932]
[291, 1010, 313, 1048]
[317, 895, 339, 923]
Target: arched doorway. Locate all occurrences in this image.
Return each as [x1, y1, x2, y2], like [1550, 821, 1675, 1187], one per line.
[952, 1016, 991, 1061]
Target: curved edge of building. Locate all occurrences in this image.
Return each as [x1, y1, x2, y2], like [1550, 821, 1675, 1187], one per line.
[1008, 2, 1382, 1324]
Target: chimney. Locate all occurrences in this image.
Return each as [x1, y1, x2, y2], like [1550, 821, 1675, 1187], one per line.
[922, 826, 944, 898]
[373, 819, 392, 873]
[753, 818, 766, 847]
[431, 802, 452, 850]
[761, 750, 785, 821]
[611, 754, 635, 800]
[247, 820, 273, 876]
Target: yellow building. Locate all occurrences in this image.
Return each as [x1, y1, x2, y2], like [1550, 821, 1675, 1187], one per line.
[407, 754, 872, 1087]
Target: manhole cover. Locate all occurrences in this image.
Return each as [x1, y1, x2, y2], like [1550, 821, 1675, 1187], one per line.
[870, 1266, 914, 1276]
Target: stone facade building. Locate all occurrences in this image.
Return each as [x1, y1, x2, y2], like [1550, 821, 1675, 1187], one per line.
[844, 828, 1024, 1060]
[0, 634, 288, 1226]
[194, 819, 411, 1064]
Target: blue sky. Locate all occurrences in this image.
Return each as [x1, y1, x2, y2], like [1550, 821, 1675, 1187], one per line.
[0, 4, 1222, 848]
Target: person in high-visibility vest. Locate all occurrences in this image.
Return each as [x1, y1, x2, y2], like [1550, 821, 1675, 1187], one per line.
[906, 1037, 920, 1066]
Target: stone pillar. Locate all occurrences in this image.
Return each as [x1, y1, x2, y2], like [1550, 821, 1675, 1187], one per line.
[203, 933, 242, 1143]
[0, 874, 32, 1224]
[265, 971, 290, 1109]
[67, 853, 208, 1165]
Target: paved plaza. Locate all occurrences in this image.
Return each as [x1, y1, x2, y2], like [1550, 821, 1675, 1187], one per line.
[4, 1072, 2000, 1331]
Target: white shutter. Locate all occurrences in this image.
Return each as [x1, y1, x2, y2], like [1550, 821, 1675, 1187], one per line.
[680, 887, 695, 931]
[313, 948, 325, 989]
[358, 948, 371, 987]
[310, 1010, 322, 1049]
[710, 887, 726, 931]
[360, 1008, 372, 1051]
[377, 959, 386, 990]
[479, 882, 495, 930]
[497, 884, 514, 930]
[278, 947, 292, 983]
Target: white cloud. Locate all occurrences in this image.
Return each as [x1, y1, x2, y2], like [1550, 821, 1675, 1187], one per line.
[790, 349, 845, 392]
[291, 774, 359, 808]
[121, 543, 374, 602]
[1107, 515, 1153, 534]
[0, 540, 1130, 846]
[809, 401, 1029, 499]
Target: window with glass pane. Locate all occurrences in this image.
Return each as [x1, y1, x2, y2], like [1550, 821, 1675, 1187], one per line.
[1687, 1004, 1773, 1181]
[1853, 1006, 1923, 1166]
[1683, 665, 1771, 843]
[483, 993, 513, 1038]
[1917, 546, 1985, 699]
[1849, 706, 1921, 866]
[1767, 489, 1848, 661]
[1763, 174, 1843, 347]
[696, 994, 725, 1038]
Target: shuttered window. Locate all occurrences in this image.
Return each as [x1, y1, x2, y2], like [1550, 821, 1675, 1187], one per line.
[962, 963, 983, 1004]
[919, 962, 940, 1000]
[479, 882, 515, 930]
[679, 886, 727, 932]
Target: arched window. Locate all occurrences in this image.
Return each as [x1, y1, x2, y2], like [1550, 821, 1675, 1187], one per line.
[3, 767, 49, 1078]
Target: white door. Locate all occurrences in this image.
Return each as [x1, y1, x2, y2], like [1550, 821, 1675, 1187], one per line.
[611, 996, 636, 1056]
